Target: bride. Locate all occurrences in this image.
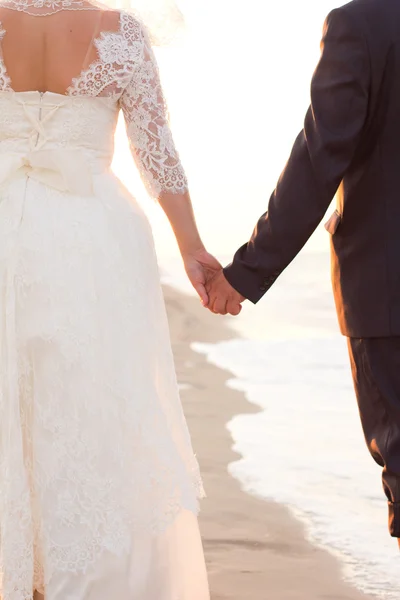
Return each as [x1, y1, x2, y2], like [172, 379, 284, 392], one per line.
[0, 0, 217, 598]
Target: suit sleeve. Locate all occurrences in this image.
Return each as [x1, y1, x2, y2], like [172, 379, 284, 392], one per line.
[223, 8, 370, 302]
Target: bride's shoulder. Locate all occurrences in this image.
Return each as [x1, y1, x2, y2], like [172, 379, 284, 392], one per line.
[94, 7, 145, 40]
[115, 9, 148, 43]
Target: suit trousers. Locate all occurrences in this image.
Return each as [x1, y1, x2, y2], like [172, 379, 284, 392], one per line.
[348, 337, 400, 537]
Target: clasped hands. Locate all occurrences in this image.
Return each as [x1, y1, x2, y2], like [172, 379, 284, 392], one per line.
[183, 248, 245, 316]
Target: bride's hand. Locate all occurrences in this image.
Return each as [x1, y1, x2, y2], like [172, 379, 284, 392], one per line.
[182, 248, 222, 306]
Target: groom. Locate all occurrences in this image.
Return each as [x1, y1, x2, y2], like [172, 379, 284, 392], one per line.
[205, 0, 400, 542]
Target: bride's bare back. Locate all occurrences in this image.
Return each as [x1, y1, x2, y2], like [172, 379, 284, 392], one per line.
[0, 6, 119, 94]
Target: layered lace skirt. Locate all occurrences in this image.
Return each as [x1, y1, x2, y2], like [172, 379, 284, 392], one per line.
[0, 174, 208, 600]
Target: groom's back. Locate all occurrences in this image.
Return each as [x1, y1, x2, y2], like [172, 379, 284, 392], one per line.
[320, 0, 400, 336]
[223, 0, 400, 338]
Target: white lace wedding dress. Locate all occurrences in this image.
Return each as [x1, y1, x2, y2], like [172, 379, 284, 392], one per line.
[0, 4, 209, 599]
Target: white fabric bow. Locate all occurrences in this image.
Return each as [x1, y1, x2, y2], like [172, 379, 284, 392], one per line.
[0, 149, 94, 196]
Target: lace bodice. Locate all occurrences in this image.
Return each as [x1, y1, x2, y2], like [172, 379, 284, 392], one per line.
[0, 10, 188, 198]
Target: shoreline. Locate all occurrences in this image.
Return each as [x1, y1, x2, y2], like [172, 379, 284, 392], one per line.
[163, 284, 377, 600]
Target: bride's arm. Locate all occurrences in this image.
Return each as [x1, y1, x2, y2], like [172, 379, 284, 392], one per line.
[158, 190, 225, 307]
[120, 17, 223, 306]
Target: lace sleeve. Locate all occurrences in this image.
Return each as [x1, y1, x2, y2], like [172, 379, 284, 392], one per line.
[120, 21, 188, 198]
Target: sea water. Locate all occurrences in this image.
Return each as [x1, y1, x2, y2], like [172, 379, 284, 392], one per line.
[160, 251, 399, 600]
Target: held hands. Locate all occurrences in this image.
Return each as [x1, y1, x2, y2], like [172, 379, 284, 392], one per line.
[183, 248, 245, 316]
[205, 270, 245, 316]
[183, 247, 223, 306]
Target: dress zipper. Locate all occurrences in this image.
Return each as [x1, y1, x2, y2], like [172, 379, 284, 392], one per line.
[35, 92, 44, 148]
[24, 91, 44, 201]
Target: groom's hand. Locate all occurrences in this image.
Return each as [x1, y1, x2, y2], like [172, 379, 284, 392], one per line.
[205, 271, 245, 316]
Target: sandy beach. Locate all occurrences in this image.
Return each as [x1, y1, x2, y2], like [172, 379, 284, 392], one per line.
[163, 284, 377, 600]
